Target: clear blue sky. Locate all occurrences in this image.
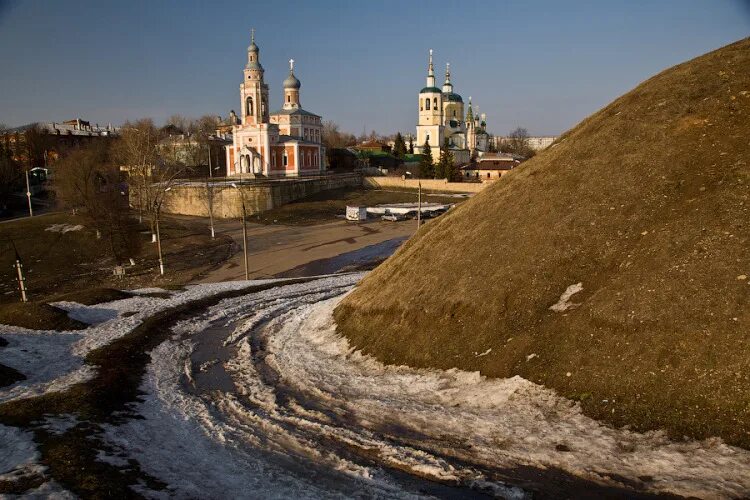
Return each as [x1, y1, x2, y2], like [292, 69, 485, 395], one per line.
[0, 0, 748, 136]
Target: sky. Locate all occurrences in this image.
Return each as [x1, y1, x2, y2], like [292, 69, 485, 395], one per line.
[0, 0, 748, 137]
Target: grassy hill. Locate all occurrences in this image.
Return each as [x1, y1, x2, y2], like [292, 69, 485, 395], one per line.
[334, 38, 750, 447]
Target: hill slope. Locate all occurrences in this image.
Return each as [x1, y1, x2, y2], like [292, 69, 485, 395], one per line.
[334, 38, 750, 447]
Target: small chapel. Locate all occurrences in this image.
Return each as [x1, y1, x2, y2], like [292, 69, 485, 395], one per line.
[225, 31, 326, 177]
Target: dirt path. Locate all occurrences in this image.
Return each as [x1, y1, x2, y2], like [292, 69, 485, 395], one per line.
[194, 216, 417, 283]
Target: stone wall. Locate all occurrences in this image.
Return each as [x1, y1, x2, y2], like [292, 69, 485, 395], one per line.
[159, 173, 361, 219]
[363, 176, 485, 193]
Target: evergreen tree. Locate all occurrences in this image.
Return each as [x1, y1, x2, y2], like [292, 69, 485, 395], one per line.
[393, 132, 407, 159]
[408, 136, 414, 154]
[435, 138, 455, 179]
[418, 140, 434, 178]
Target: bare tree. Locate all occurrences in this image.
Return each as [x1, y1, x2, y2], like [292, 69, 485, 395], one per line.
[55, 142, 141, 263]
[117, 119, 184, 242]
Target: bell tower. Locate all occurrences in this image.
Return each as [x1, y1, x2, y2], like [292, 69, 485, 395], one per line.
[241, 29, 269, 125]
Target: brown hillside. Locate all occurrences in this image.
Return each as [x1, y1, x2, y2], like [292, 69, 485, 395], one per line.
[335, 38, 750, 447]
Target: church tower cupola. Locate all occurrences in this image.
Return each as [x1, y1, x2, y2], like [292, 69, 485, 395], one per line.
[283, 59, 302, 109]
[241, 29, 269, 125]
[426, 49, 436, 88]
[442, 62, 453, 93]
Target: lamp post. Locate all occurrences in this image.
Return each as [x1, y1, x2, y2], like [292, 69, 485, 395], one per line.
[206, 144, 215, 239]
[25, 170, 33, 217]
[231, 183, 249, 280]
[155, 186, 171, 276]
[406, 171, 421, 229]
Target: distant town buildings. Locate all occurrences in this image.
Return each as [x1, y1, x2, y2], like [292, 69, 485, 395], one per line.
[416, 50, 489, 166]
[494, 135, 557, 151]
[0, 118, 120, 168]
[226, 30, 326, 177]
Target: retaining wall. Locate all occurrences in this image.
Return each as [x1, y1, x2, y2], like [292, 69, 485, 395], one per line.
[362, 177, 485, 193]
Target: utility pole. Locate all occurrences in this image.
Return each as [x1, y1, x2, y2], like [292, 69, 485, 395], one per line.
[231, 183, 249, 280]
[417, 181, 422, 229]
[155, 208, 164, 275]
[241, 199, 249, 280]
[11, 241, 28, 302]
[25, 170, 33, 217]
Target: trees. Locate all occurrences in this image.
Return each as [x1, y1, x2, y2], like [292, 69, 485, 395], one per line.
[55, 142, 141, 263]
[418, 140, 434, 178]
[0, 140, 21, 210]
[322, 120, 357, 150]
[503, 127, 536, 158]
[435, 138, 455, 180]
[408, 136, 414, 155]
[116, 119, 183, 241]
[392, 132, 407, 160]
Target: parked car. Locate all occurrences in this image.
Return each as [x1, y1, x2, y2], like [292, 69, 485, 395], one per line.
[382, 213, 405, 222]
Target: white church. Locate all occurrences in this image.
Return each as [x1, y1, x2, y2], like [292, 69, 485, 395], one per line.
[416, 50, 489, 165]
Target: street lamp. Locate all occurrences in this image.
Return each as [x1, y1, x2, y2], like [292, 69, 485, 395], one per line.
[231, 183, 249, 280]
[206, 144, 215, 239]
[154, 186, 171, 276]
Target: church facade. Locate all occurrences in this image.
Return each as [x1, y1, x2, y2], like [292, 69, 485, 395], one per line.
[225, 32, 326, 177]
[416, 50, 489, 165]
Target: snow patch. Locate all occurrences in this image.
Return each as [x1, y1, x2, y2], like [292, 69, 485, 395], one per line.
[549, 282, 583, 312]
[45, 224, 84, 233]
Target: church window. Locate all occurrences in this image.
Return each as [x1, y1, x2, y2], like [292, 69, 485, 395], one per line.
[272, 152, 276, 167]
[433, 98, 437, 109]
[453, 110, 456, 117]
[283, 150, 288, 166]
[425, 98, 430, 110]
[246, 96, 254, 116]
[287, 95, 291, 103]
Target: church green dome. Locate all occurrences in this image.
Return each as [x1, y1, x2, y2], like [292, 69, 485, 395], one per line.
[443, 92, 463, 103]
[420, 86, 442, 94]
[284, 72, 301, 90]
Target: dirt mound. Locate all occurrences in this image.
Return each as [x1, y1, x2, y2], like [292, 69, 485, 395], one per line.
[335, 38, 750, 446]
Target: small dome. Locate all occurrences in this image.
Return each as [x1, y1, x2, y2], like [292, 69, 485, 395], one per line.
[248, 41, 259, 52]
[283, 72, 301, 90]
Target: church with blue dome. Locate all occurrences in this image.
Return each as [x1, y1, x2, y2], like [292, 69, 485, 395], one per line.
[416, 50, 489, 165]
[226, 30, 326, 177]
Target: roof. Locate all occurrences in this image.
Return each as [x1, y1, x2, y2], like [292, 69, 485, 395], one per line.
[3, 120, 119, 137]
[283, 72, 301, 90]
[270, 108, 321, 118]
[443, 92, 463, 103]
[420, 86, 442, 94]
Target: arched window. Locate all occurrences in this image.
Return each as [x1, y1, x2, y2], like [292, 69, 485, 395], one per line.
[453, 110, 456, 117]
[287, 95, 291, 103]
[433, 97, 437, 109]
[425, 98, 430, 110]
[261, 99, 266, 117]
[246, 96, 254, 116]
[283, 150, 288, 166]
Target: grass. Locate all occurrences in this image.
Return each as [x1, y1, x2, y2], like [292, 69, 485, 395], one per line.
[0, 212, 234, 307]
[0, 302, 87, 330]
[335, 38, 750, 448]
[0, 277, 317, 496]
[255, 187, 466, 225]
